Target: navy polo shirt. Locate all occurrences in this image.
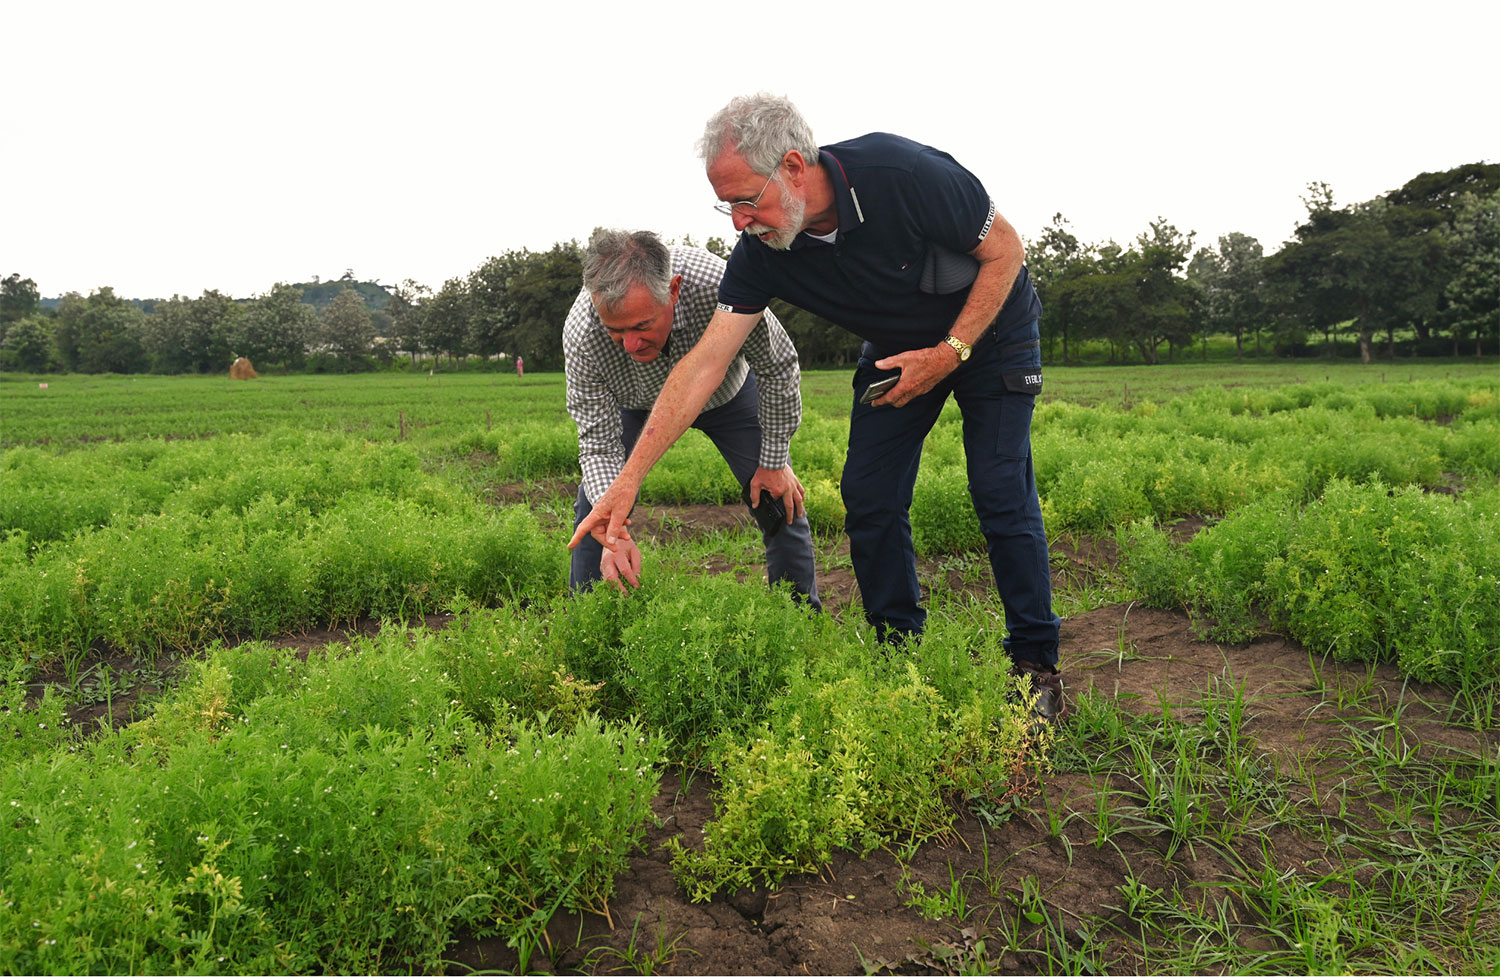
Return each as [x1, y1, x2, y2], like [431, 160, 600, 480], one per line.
[718, 132, 1040, 353]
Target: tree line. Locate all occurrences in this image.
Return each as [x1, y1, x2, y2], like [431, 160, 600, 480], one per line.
[1025, 162, 1498, 364]
[2, 162, 1494, 374]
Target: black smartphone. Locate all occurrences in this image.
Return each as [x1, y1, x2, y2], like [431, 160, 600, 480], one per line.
[741, 482, 787, 537]
[859, 374, 899, 405]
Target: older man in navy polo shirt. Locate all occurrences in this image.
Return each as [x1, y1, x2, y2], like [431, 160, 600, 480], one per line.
[569, 94, 1065, 721]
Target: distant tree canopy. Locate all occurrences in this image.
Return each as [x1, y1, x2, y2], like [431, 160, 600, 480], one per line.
[294, 272, 392, 313]
[7, 161, 1495, 374]
[1027, 162, 1500, 364]
[2, 274, 41, 326]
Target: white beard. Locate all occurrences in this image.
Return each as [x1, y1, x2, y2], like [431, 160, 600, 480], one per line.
[746, 173, 806, 251]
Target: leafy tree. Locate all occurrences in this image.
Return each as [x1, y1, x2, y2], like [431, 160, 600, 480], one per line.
[142, 290, 241, 373]
[1267, 185, 1438, 362]
[1188, 232, 1266, 358]
[238, 283, 316, 370]
[1134, 220, 1199, 353]
[467, 253, 526, 360]
[505, 241, 582, 371]
[385, 279, 430, 364]
[1049, 251, 1133, 362]
[421, 278, 470, 363]
[1041, 222, 1198, 365]
[1385, 163, 1500, 235]
[319, 288, 375, 369]
[705, 236, 734, 260]
[51, 288, 148, 373]
[1383, 164, 1500, 344]
[1, 273, 40, 330]
[369, 308, 395, 363]
[1026, 213, 1096, 362]
[1, 315, 54, 371]
[1442, 189, 1500, 356]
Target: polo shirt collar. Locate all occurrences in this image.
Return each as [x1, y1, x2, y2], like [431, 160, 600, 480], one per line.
[792, 148, 864, 250]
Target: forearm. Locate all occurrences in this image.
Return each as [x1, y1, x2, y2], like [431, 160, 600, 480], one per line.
[946, 215, 1025, 346]
[870, 216, 1028, 402]
[616, 311, 757, 487]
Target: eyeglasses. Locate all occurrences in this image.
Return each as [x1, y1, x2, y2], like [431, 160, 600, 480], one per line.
[713, 167, 777, 218]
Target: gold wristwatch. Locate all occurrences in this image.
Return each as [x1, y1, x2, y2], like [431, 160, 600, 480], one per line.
[942, 334, 972, 362]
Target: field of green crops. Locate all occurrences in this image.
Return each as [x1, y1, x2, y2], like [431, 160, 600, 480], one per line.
[2, 361, 1498, 974]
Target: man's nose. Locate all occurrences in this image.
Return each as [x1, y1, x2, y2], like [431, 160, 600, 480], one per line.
[732, 210, 755, 232]
[624, 333, 644, 353]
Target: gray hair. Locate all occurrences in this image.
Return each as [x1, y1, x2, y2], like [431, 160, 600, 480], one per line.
[581, 228, 673, 310]
[697, 92, 819, 175]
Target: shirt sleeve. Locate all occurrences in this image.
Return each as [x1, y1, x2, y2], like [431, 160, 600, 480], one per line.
[910, 148, 996, 252]
[715, 235, 772, 315]
[562, 290, 625, 504]
[737, 303, 802, 471]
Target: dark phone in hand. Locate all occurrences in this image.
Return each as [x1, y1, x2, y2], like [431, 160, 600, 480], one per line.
[741, 483, 786, 537]
[860, 374, 899, 405]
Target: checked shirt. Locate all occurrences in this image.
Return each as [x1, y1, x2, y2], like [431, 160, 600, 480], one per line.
[563, 245, 802, 504]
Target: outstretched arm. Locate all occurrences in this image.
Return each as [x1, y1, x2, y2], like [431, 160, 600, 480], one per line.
[568, 307, 765, 551]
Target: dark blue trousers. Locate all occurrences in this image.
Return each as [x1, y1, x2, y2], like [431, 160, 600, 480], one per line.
[840, 317, 1059, 666]
[571, 374, 821, 609]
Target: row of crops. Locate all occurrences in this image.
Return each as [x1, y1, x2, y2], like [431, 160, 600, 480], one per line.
[2, 366, 1497, 971]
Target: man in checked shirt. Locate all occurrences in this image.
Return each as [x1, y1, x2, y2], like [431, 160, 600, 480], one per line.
[563, 227, 820, 606]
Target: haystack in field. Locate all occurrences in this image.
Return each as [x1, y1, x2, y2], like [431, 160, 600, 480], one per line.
[229, 357, 258, 379]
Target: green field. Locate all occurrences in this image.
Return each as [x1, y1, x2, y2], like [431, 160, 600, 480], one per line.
[2, 361, 1498, 973]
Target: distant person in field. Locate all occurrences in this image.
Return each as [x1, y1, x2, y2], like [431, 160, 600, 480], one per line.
[562, 227, 820, 605]
[515, 355, 524, 377]
[570, 94, 1063, 721]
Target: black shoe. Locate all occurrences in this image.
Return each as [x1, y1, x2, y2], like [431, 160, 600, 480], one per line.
[1013, 661, 1068, 725]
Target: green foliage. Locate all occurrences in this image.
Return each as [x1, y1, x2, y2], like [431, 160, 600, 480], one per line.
[51, 288, 148, 374]
[1123, 480, 1500, 688]
[1115, 518, 1185, 608]
[238, 283, 316, 370]
[1, 315, 54, 371]
[671, 651, 1033, 900]
[0, 434, 564, 663]
[318, 289, 376, 368]
[3, 362, 1498, 970]
[641, 432, 741, 504]
[1, 273, 41, 325]
[801, 475, 846, 536]
[505, 241, 582, 371]
[143, 291, 241, 374]
[0, 659, 71, 766]
[0, 633, 664, 974]
[608, 572, 840, 753]
[911, 463, 983, 554]
[291, 276, 392, 312]
[1261, 480, 1499, 683]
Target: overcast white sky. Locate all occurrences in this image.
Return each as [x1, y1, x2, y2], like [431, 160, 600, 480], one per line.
[4, 0, 1495, 300]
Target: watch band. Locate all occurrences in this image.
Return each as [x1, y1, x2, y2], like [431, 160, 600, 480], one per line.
[943, 334, 972, 361]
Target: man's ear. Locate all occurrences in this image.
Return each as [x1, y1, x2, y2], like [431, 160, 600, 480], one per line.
[781, 150, 810, 187]
[669, 274, 683, 305]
